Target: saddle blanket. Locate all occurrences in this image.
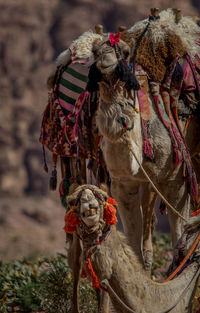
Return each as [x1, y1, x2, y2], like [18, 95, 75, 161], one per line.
[57, 62, 88, 115]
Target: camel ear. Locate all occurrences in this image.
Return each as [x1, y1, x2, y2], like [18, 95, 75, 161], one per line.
[70, 31, 103, 62]
[100, 183, 110, 197]
[68, 183, 80, 196]
[92, 37, 103, 54]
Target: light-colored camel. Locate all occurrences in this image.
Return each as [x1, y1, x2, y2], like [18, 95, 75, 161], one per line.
[46, 19, 200, 313]
[67, 10, 200, 270]
[67, 184, 200, 313]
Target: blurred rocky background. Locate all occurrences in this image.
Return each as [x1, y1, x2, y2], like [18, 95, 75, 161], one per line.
[0, 0, 199, 261]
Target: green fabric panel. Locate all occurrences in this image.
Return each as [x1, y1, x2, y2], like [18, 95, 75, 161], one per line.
[65, 67, 88, 83]
[58, 91, 76, 105]
[60, 106, 71, 116]
[60, 77, 84, 94]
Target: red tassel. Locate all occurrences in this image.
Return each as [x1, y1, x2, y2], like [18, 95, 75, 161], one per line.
[85, 255, 99, 289]
[64, 210, 80, 233]
[63, 224, 76, 234]
[107, 197, 118, 206]
[81, 268, 87, 279]
[104, 203, 118, 225]
[191, 209, 200, 217]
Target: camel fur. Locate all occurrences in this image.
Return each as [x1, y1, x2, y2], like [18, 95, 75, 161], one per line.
[68, 184, 200, 313]
[68, 11, 200, 271]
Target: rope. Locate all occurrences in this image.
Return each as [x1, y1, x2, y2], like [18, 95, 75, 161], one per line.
[125, 138, 187, 223]
[163, 232, 200, 282]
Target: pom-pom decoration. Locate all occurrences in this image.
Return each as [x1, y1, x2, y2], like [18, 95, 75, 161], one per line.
[103, 201, 118, 225]
[109, 32, 120, 46]
[107, 197, 118, 206]
[64, 207, 80, 233]
[191, 209, 200, 217]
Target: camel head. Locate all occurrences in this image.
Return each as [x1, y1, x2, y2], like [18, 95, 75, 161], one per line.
[78, 188, 101, 227]
[64, 184, 118, 235]
[92, 34, 132, 76]
[70, 30, 139, 92]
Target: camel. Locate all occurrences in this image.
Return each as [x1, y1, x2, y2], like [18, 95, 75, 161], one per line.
[67, 9, 200, 271]
[43, 9, 200, 312]
[65, 184, 200, 313]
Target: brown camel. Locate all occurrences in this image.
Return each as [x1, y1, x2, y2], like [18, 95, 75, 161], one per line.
[66, 184, 200, 313]
[66, 9, 200, 271]
[45, 9, 200, 311]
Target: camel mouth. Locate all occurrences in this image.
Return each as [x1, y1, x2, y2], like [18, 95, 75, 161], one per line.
[80, 207, 101, 227]
[82, 208, 98, 218]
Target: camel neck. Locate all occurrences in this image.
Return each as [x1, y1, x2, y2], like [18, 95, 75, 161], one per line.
[89, 227, 199, 313]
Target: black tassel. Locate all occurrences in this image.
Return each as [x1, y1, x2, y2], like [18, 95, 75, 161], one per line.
[117, 59, 140, 91]
[42, 145, 48, 173]
[49, 153, 58, 190]
[86, 63, 102, 92]
[172, 61, 184, 84]
[87, 158, 93, 169]
[159, 200, 166, 215]
[49, 168, 57, 190]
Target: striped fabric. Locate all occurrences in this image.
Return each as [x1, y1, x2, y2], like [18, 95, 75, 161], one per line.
[58, 63, 89, 116]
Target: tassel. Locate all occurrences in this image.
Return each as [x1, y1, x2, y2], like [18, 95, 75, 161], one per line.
[81, 268, 87, 279]
[103, 202, 118, 225]
[116, 59, 140, 91]
[49, 168, 57, 190]
[42, 145, 48, 173]
[86, 63, 102, 92]
[144, 140, 153, 160]
[159, 200, 166, 215]
[64, 209, 80, 233]
[49, 153, 58, 190]
[172, 61, 184, 84]
[87, 158, 93, 170]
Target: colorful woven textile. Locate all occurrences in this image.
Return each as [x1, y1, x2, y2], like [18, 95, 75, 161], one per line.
[39, 63, 89, 157]
[136, 70, 153, 160]
[135, 56, 199, 201]
[57, 63, 88, 116]
[150, 81, 198, 202]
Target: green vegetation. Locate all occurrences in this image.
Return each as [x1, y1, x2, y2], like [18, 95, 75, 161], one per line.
[0, 234, 199, 313]
[0, 253, 97, 313]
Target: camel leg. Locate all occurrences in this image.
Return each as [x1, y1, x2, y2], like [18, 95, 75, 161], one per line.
[159, 180, 190, 248]
[68, 233, 82, 313]
[141, 183, 157, 272]
[96, 289, 110, 313]
[111, 178, 144, 266]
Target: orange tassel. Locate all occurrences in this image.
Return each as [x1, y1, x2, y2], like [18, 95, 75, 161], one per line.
[85, 255, 100, 289]
[81, 268, 87, 279]
[64, 224, 76, 234]
[107, 197, 118, 206]
[64, 209, 80, 233]
[191, 209, 200, 217]
[104, 202, 118, 225]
